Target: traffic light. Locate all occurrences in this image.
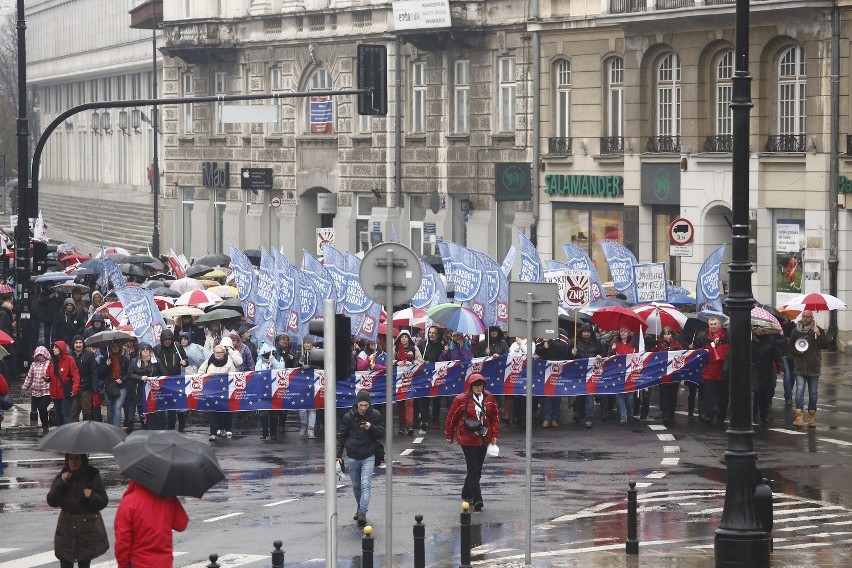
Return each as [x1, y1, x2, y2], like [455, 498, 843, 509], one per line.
[32, 241, 48, 275]
[357, 44, 388, 116]
[306, 314, 353, 379]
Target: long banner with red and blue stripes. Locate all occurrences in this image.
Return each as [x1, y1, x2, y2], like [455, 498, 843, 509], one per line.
[143, 350, 707, 414]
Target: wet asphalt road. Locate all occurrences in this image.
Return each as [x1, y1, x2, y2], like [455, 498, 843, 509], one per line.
[1, 352, 851, 567]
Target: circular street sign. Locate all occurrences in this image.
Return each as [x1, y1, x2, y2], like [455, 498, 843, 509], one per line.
[270, 196, 282, 208]
[669, 217, 695, 245]
[360, 243, 422, 306]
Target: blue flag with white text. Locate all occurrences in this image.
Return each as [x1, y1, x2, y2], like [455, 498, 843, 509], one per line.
[229, 246, 258, 323]
[517, 231, 544, 282]
[115, 285, 167, 346]
[344, 253, 381, 341]
[411, 260, 448, 310]
[599, 242, 638, 302]
[696, 244, 726, 312]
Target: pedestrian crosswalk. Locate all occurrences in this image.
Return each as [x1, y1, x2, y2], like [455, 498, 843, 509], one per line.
[0, 551, 267, 568]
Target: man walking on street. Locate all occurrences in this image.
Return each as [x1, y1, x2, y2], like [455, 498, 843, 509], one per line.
[70, 335, 98, 421]
[788, 310, 828, 428]
[337, 390, 385, 528]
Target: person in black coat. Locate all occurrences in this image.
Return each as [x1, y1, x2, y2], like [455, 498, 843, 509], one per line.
[751, 330, 783, 425]
[173, 314, 206, 346]
[336, 390, 385, 528]
[154, 330, 189, 432]
[69, 335, 99, 422]
[569, 323, 606, 428]
[534, 330, 571, 428]
[52, 299, 86, 348]
[126, 343, 164, 431]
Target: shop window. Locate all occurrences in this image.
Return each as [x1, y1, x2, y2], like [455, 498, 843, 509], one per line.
[552, 204, 625, 283]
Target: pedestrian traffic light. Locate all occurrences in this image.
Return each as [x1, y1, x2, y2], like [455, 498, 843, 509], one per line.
[306, 314, 353, 379]
[32, 241, 48, 275]
[357, 44, 388, 116]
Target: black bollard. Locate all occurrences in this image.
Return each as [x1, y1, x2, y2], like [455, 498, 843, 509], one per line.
[413, 514, 426, 568]
[754, 477, 773, 550]
[362, 525, 374, 568]
[271, 540, 285, 568]
[626, 481, 639, 555]
[460, 501, 472, 568]
[206, 553, 220, 568]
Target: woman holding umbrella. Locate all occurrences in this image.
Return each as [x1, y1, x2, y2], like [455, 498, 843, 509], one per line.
[46, 453, 110, 568]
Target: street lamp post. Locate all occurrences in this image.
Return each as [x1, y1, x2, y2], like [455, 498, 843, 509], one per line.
[714, 0, 772, 564]
[151, 20, 160, 258]
[13, 0, 31, 326]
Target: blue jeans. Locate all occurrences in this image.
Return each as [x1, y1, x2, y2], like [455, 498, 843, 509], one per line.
[54, 397, 73, 426]
[616, 393, 634, 423]
[348, 455, 376, 514]
[782, 358, 794, 401]
[541, 397, 560, 423]
[795, 375, 818, 411]
[299, 409, 316, 428]
[106, 388, 127, 427]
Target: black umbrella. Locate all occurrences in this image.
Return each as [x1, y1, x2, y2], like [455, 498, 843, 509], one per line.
[243, 249, 262, 266]
[194, 253, 230, 268]
[85, 329, 136, 348]
[38, 421, 127, 454]
[151, 286, 180, 297]
[206, 298, 243, 314]
[118, 263, 146, 278]
[681, 315, 709, 347]
[143, 279, 166, 290]
[196, 309, 243, 324]
[112, 430, 225, 498]
[128, 254, 165, 271]
[185, 264, 214, 278]
[107, 253, 130, 263]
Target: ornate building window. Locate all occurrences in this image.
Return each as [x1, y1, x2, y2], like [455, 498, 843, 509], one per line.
[498, 57, 516, 132]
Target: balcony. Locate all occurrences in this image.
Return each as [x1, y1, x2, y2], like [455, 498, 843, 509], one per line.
[657, 0, 695, 9]
[646, 135, 681, 153]
[765, 134, 805, 153]
[600, 137, 625, 154]
[610, 0, 647, 13]
[163, 22, 239, 64]
[703, 135, 733, 153]
[548, 137, 573, 155]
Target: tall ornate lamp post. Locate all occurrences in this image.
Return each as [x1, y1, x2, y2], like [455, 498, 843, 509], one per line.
[714, 0, 772, 564]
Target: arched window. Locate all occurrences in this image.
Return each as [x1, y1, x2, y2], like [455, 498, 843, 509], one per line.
[778, 46, 806, 137]
[715, 50, 733, 136]
[304, 68, 334, 133]
[555, 59, 571, 138]
[655, 53, 680, 138]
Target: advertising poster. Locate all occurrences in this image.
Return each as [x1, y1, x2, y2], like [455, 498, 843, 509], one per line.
[310, 96, 333, 133]
[775, 218, 805, 304]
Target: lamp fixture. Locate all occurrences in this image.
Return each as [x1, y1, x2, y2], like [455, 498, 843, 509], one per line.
[131, 109, 142, 131]
[90, 111, 100, 134]
[101, 111, 112, 134]
[118, 110, 129, 134]
[459, 198, 473, 212]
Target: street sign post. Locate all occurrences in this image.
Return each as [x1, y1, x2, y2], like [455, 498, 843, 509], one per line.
[359, 242, 422, 566]
[669, 217, 695, 245]
[508, 281, 558, 566]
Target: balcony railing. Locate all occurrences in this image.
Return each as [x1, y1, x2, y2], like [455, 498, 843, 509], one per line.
[646, 135, 681, 153]
[704, 0, 734, 4]
[657, 0, 695, 9]
[599, 137, 625, 154]
[548, 137, 573, 155]
[610, 0, 646, 13]
[765, 134, 805, 153]
[704, 135, 733, 153]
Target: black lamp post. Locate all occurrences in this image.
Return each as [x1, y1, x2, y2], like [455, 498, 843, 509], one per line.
[13, 0, 31, 325]
[714, 0, 772, 564]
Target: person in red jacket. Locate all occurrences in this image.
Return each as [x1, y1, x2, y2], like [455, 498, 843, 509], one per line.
[694, 316, 730, 426]
[114, 480, 189, 568]
[48, 341, 80, 427]
[445, 373, 499, 512]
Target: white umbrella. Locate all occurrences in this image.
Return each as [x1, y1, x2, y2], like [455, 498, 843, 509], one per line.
[170, 277, 205, 295]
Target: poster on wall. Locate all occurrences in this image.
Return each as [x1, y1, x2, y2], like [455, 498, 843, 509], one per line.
[310, 96, 333, 133]
[775, 218, 805, 305]
[802, 260, 822, 294]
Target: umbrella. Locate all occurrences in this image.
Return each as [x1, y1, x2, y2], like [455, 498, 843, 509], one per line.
[127, 254, 164, 270]
[69, 266, 96, 277]
[170, 277, 205, 294]
[582, 298, 633, 313]
[176, 289, 223, 308]
[151, 286, 180, 298]
[57, 253, 92, 267]
[162, 305, 205, 318]
[696, 310, 730, 325]
[633, 302, 688, 335]
[119, 263, 146, 278]
[207, 298, 243, 314]
[35, 272, 75, 284]
[201, 269, 227, 280]
[152, 296, 176, 310]
[780, 292, 847, 313]
[185, 264, 214, 278]
[53, 283, 91, 295]
[112, 430, 225, 498]
[382, 307, 428, 327]
[0, 284, 13, 294]
[106, 253, 131, 263]
[85, 329, 136, 348]
[102, 246, 131, 256]
[681, 314, 709, 346]
[208, 285, 238, 299]
[194, 253, 230, 267]
[589, 306, 646, 333]
[92, 301, 127, 327]
[143, 280, 167, 290]
[425, 303, 487, 335]
[751, 306, 782, 335]
[196, 309, 243, 324]
[78, 258, 105, 273]
[38, 421, 127, 454]
[667, 293, 696, 307]
[0, 329, 14, 345]
[199, 279, 222, 289]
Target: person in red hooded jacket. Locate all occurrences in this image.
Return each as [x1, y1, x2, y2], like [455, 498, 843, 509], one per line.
[445, 373, 499, 512]
[114, 480, 189, 568]
[47, 341, 80, 427]
[692, 316, 730, 426]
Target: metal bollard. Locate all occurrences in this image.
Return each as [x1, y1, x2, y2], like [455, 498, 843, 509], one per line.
[626, 481, 639, 555]
[206, 553, 220, 568]
[361, 525, 374, 568]
[0, 447, 4, 476]
[271, 539, 285, 568]
[755, 476, 773, 548]
[413, 514, 426, 568]
[459, 501, 472, 568]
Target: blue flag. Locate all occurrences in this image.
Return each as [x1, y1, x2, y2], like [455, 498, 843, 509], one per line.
[390, 224, 399, 243]
[599, 242, 638, 302]
[696, 244, 726, 312]
[229, 246, 258, 323]
[321, 244, 348, 314]
[517, 231, 544, 282]
[302, 250, 336, 309]
[561, 243, 605, 300]
[100, 258, 126, 291]
[115, 285, 167, 346]
[473, 249, 508, 327]
[438, 241, 484, 304]
[344, 253, 381, 341]
[297, 269, 320, 336]
[500, 245, 516, 278]
[410, 260, 448, 310]
[253, 248, 278, 343]
[272, 249, 299, 340]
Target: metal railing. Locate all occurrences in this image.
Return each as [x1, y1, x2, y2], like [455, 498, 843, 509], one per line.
[765, 134, 805, 153]
[548, 137, 573, 155]
[610, 0, 647, 13]
[646, 135, 681, 153]
[657, 0, 695, 9]
[600, 136, 625, 154]
[704, 135, 733, 153]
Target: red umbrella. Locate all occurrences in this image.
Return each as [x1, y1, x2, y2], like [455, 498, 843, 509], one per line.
[0, 329, 14, 345]
[780, 292, 846, 313]
[58, 253, 92, 267]
[633, 302, 688, 334]
[0, 284, 13, 294]
[590, 306, 646, 333]
[175, 289, 223, 308]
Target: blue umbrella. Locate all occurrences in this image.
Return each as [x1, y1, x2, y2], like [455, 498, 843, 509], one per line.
[35, 272, 74, 284]
[668, 293, 697, 307]
[696, 310, 729, 325]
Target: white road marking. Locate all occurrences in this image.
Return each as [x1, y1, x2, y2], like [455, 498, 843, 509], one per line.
[263, 498, 299, 507]
[648, 424, 668, 431]
[773, 505, 844, 516]
[819, 438, 852, 447]
[775, 538, 852, 549]
[660, 457, 680, 466]
[414, 436, 424, 443]
[645, 471, 667, 479]
[0, 551, 64, 567]
[775, 524, 818, 532]
[768, 428, 807, 435]
[634, 482, 653, 489]
[656, 433, 676, 441]
[400, 448, 414, 456]
[314, 484, 346, 494]
[663, 445, 680, 453]
[203, 512, 244, 523]
[0, 550, 18, 555]
[826, 520, 852, 526]
[4, 454, 113, 465]
[0, 478, 38, 487]
[689, 507, 723, 515]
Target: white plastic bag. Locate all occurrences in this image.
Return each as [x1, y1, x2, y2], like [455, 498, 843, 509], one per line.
[486, 444, 499, 458]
